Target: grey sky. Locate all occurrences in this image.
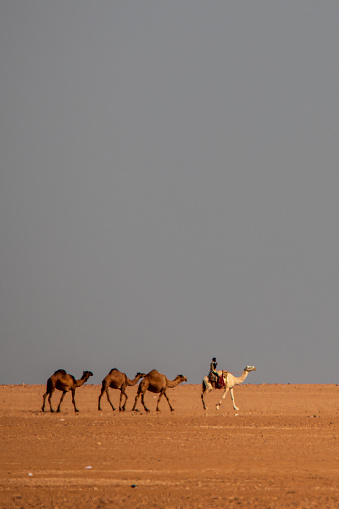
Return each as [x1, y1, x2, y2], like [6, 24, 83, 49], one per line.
[1, 1, 338, 385]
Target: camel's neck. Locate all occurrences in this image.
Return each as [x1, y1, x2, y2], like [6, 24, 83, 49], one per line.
[232, 370, 249, 385]
[168, 378, 183, 388]
[75, 376, 89, 388]
[126, 376, 141, 386]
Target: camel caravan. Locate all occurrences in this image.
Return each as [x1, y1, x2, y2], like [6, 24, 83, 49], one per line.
[42, 360, 256, 414]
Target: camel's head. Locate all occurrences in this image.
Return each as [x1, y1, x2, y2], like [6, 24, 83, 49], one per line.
[83, 370, 93, 378]
[177, 374, 187, 383]
[136, 372, 146, 378]
[245, 366, 256, 372]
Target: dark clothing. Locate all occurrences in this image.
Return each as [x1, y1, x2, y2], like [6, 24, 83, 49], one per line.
[210, 360, 217, 371]
[209, 360, 218, 383]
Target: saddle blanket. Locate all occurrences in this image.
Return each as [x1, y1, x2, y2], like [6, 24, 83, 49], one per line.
[210, 373, 226, 388]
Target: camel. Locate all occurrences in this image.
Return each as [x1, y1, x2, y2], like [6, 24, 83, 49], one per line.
[98, 369, 146, 412]
[201, 365, 256, 411]
[132, 369, 187, 413]
[42, 369, 93, 413]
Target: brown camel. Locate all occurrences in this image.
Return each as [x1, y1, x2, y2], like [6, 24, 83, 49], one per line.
[132, 369, 187, 413]
[42, 369, 93, 413]
[98, 369, 146, 412]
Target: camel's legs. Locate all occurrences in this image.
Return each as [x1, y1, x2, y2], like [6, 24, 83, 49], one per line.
[104, 389, 116, 411]
[42, 392, 48, 412]
[132, 387, 151, 413]
[141, 393, 150, 413]
[155, 391, 164, 411]
[120, 387, 128, 411]
[201, 390, 208, 410]
[48, 392, 55, 412]
[216, 386, 239, 411]
[201, 379, 212, 410]
[229, 388, 239, 411]
[42, 379, 55, 412]
[98, 390, 105, 411]
[71, 388, 79, 412]
[161, 390, 174, 412]
[216, 387, 229, 410]
[201, 387, 214, 410]
[98, 385, 116, 412]
[42, 388, 56, 412]
[201, 391, 205, 410]
[132, 392, 141, 411]
[57, 391, 67, 412]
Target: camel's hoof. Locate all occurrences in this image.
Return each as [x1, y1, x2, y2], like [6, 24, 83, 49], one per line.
[216, 405, 220, 411]
[75, 409, 79, 413]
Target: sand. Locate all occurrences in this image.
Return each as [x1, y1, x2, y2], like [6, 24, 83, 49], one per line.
[0, 382, 338, 508]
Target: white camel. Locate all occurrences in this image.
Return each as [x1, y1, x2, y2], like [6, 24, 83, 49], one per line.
[201, 365, 256, 411]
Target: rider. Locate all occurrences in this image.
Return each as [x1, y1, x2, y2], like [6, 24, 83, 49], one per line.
[209, 357, 219, 383]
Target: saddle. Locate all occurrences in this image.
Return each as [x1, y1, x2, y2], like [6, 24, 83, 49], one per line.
[209, 373, 226, 389]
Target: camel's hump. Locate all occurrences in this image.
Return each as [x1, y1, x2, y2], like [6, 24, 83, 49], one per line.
[53, 369, 67, 375]
[147, 369, 159, 375]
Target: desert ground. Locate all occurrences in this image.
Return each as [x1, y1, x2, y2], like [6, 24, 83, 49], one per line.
[0, 381, 338, 508]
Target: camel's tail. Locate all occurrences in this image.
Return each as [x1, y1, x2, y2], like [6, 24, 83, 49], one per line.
[100, 379, 107, 393]
[46, 377, 53, 394]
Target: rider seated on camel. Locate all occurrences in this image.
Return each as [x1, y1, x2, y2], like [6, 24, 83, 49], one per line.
[209, 357, 227, 388]
[209, 357, 219, 383]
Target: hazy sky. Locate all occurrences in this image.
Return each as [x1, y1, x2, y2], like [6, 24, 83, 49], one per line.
[1, 2, 339, 385]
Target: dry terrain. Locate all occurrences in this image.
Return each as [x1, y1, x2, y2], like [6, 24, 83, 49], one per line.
[0, 382, 338, 508]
